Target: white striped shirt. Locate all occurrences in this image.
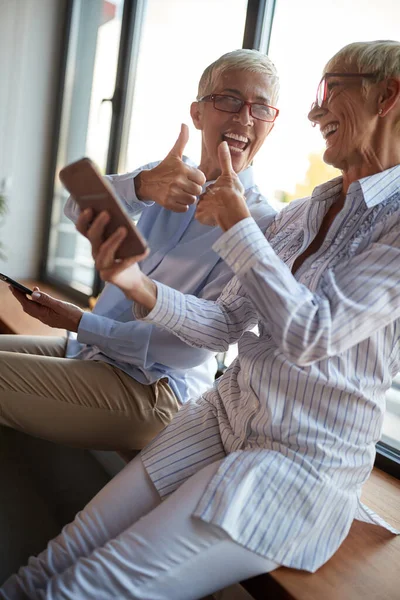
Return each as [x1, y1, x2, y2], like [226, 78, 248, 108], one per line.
[140, 165, 400, 572]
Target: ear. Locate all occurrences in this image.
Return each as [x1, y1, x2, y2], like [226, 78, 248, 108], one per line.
[378, 77, 400, 117]
[190, 101, 203, 131]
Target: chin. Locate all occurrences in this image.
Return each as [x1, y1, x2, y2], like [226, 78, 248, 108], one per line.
[323, 147, 340, 169]
[230, 152, 247, 174]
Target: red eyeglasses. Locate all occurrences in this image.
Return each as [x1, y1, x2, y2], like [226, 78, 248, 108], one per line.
[311, 72, 378, 111]
[199, 94, 279, 123]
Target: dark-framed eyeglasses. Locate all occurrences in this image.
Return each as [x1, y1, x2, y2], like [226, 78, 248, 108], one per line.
[199, 94, 279, 123]
[311, 72, 379, 110]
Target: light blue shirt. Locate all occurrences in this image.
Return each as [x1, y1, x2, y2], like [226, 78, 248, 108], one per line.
[64, 157, 276, 403]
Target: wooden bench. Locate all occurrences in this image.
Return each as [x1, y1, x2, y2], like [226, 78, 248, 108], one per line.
[241, 467, 400, 600]
[2, 281, 399, 599]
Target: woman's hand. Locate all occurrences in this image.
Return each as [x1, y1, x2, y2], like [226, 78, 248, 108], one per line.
[135, 124, 206, 212]
[195, 142, 250, 231]
[76, 210, 157, 310]
[10, 286, 83, 331]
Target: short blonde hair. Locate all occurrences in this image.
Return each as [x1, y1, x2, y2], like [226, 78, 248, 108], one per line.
[197, 49, 279, 106]
[325, 40, 400, 79]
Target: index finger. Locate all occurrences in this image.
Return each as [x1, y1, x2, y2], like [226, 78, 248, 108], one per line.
[9, 285, 30, 304]
[76, 208, 94, 235]
[218, 141, 234, 175]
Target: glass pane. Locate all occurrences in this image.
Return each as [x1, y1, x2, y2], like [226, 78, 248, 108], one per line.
[120, 0, 248, 173]
[45, 0, 124, 296]
[259, 0, 400, 450]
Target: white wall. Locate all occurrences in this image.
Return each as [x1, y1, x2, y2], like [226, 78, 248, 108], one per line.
[0, 0, 66, 277]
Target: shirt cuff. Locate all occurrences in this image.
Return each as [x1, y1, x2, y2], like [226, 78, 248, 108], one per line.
[76, 311, 101, 345]
[212, 217, 274, 276]
[133, 281, 186, 333]
[106, 173, 154, 207]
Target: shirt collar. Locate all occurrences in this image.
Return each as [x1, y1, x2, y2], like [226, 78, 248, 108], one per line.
[310, 164, 400, 208]
[353, 164, 400, 208]
[310, 176, 343, 203]
[237, 166, 255, 191]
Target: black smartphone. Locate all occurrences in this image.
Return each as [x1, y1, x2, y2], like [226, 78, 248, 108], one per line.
[0, 273, 33, 295]
[59, 157, 148, 260]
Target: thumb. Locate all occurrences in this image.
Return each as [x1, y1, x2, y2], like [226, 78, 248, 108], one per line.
[31, 290, 55, 305]
[218, 141, 233, 175]
[168, 123, 189, 159]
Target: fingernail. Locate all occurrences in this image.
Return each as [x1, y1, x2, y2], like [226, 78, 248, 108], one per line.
[32, 292, 41, 300]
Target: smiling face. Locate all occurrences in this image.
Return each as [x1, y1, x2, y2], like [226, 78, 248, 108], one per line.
[191, 68, 276, 180]
[308, 62, 381, 173]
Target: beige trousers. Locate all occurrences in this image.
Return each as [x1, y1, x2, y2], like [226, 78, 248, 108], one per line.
[0, 335, 180, 450]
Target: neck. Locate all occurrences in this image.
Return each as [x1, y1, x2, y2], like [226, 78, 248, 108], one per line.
[199, 162, 221, 182]
[341, 148, 400, 196]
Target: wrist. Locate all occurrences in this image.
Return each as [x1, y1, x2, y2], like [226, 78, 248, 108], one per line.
[71, 308, 84, 333]
[217, 202, 251, 232]
[127, 274, 157, 311]
[135, 170, 152, 201]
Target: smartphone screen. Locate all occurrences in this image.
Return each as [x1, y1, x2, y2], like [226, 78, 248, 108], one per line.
[0, 273, 33, 295]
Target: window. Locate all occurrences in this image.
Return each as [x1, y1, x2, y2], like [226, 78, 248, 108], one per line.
[119, 0, 249, 173]
[44, 0, 126, 298]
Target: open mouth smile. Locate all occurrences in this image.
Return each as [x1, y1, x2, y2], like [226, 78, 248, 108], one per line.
[321, 122, 339, 140]
[222, 132, 250, 153]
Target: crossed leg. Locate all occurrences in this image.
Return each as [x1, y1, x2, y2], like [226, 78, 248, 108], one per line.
[0, 336, 179, 450]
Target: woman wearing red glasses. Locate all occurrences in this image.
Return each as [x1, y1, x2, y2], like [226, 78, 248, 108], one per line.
[2, 40, 400, 600]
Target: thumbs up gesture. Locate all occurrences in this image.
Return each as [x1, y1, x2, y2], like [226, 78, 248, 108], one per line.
[195, 142, 250, 231]
[135, 124, 206, 212]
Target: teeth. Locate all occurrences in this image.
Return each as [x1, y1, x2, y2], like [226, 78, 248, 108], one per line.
[229, 146, 244, 153]
[321, 123, 339, 139]
[224, 132, 249, 143]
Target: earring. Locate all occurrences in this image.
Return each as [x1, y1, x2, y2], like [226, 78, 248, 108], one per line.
[378, 108, 383, 115]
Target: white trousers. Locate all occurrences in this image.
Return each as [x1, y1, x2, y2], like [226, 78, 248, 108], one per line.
[0, 456, 278, 600]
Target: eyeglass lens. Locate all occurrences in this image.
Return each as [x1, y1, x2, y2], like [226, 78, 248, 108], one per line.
[213, 95, 276, 122]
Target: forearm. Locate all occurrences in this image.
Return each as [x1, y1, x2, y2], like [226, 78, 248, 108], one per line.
[214, 218, 400, 365]
[135, 278, 257, 353]
[121, 273, 158, 312]
[77, 312, 147, 355]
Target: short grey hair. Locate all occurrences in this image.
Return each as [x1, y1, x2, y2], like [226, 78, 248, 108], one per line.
[325, 40, 400, 80]
[197, 49, 279, 105]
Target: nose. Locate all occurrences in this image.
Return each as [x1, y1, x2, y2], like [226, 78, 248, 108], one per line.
[233, 102, 254, 126]
[308, 101, 326, 127]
